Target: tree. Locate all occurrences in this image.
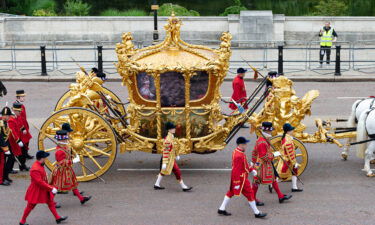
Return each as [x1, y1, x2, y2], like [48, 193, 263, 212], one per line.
[313, 0, 348, 16]
[156, 3, 200, 16]
[63, 0, 91, 16]
[220, 0, 247, 16]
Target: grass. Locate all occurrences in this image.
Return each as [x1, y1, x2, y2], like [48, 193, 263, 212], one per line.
[100, 9, 147, 16]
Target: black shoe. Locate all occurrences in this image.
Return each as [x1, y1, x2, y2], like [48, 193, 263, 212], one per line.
[20, 165, 30, 171]
[0, 180, 10, 186]
[154, 185, 165, 190]
[10, 170, 18, 174]
[255, 212, 267, 218]
[279, 194, 292, 203]
[57, 191, 68, 194]
[5, 178, 12, 183]
[26, 154, 34, 160]
[218, 209, 231, 216]
[55, 203, 61, 209]
[182, 187, 193, 192]
[20, 223, 29, 225]
[292, 188, 303, 192]
[73, 191, 84, 196]
[80, 196, 91, 205]
[256, 201, 265, 206]
[56, 216, 68, 224]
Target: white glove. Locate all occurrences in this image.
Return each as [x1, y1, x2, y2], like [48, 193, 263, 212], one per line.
[273, 151, 281, 157]
[234, 185, 240, 190]
[23, 130, 27, 135]
[294, 163, 300, 169]
[52, 188, 58, 194]
[251, 170, 257, 176]
[250, 162, 254, 167]
[106, 95, 112, 100]
[72, 155, 80, 164]
[176, 156, 180, 161]
[161, 164, 167, 170]
[18, 141, 24, 147]
[4, 151, 10, 155]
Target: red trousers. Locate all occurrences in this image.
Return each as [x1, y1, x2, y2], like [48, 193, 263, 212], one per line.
[0, 152, 4, 183]
[51, 188, 84, 203]
[253, 181, 284, 200]
[20, 201, 60, 224]
[160, 158, 182, 180]
[226, 179, 255, 201]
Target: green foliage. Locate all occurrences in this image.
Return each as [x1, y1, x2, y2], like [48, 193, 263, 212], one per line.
[313, 0, 348, 16]
[32, 8, 57, 16]
[220, 0, 247, 16]
[63, 0, 91, 16]
[6, 0, 56, 15]
[156, 3, 200, 16]
[253, 0, 318, 16]
[100, 8, 147, 16]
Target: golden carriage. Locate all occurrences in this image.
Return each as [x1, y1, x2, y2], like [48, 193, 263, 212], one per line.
[38, 14, 356, 182]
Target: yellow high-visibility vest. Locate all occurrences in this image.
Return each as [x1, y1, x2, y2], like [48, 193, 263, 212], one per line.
[320, 29, 333, 47]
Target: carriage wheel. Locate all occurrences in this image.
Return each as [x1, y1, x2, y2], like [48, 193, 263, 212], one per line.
[54, 87, 126, 115]
[38, 107, 117, 182]
[270, 135, 308, 181]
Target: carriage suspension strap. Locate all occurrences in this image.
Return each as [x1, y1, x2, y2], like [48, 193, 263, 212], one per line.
[98, 92, 128, 127]
[349, 138, 375, 146]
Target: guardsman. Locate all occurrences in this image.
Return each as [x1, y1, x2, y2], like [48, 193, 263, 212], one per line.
[154, 122, 192, 191]
[319, 21, 338, 66]
[91, 67, 99, 76]
[278, 123, 303, 192]
[50, 130, 91, 205]
[0, 107, 11, 186]
[218, 137, 267, 218]
[15, 90, 34, 160]
[229, 68, 248, 111]
[19, 151, 67, 225]
[252, 122, 292, 204]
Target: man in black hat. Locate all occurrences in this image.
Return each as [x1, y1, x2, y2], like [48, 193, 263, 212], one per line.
[218, 136, 267, 218]
[15, 90, 33, 160]
[91, 67, 99, 76]
[265, 71, 281, 90]
[0, 107, 12, 186]
[229, 68, 248, 114]
[20, 150, 67, 225]
[154, 122, 192, 191]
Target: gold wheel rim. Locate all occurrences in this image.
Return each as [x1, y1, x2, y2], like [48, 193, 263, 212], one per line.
[38, 107, 117, 182]
[270, 135, 308, 181]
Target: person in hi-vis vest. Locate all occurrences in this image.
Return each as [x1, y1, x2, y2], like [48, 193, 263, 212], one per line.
[319, 22, 338, 66]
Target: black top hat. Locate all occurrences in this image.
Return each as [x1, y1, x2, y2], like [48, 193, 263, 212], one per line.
[1, 107, 12, 116]
[261, 122, 274, 131]
[268, 71, 278, 78]
[283, 123, 295, 132]
[237, 68, 247, 74]
[165, 122, 176, 131]
[62, 123, 73, 132]
[55, 130, 69, 140]
[16, 89, 26, 97]
[96, 72, 107, 81]
[91, 67, 99, 73]
[12, 102, 23, 111]
[36, 151, 50, 160]
[236, 136, 250, 145]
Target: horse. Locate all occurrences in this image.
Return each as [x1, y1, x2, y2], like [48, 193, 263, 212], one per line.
[0, 81, 7, 97]
[341, 97, 375, 160]
[356, 108, 375, 176]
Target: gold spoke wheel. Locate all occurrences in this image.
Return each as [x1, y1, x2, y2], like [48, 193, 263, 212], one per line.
[38, 107, 117, 182]
[270, 135, 308, 181]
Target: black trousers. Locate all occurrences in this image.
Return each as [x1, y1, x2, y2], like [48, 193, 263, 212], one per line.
[4, 153, 14, 178]
[319, 46, 331, 64]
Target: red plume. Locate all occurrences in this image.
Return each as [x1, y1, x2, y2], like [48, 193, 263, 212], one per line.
[253, 71, 258, 80]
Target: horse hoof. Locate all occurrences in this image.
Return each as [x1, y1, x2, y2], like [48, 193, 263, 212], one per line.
[341, 153, 348, 160]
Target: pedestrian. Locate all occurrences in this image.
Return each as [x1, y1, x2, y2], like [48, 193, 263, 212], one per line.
[19, 150, 68, 225]
[154, 122, 192, 191]
[218, 136, 267, 218]
[319, 22, 337, 67]
[50, 130, 91, 205]
[15, 90, 34, 160]
[0, 108, 12, 186]
[278, 123, 303, 192]
[252, 122, 292, 205]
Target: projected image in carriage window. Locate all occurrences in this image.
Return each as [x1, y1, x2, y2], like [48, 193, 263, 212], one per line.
[190, 71, 209, 101]
[160, 72, 185, 107]
[137, 72, 156, 100]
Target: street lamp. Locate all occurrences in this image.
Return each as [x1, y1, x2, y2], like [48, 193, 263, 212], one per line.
[151, 0, 159, 43]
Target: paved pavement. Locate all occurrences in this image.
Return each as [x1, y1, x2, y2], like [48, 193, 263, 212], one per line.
[1, 81, 375, 225]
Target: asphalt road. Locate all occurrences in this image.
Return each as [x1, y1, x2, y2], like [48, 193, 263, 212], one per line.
[0, 81, 375, 225]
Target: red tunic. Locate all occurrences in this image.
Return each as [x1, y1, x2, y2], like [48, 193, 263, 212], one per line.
[7, 116, 22, 156]
[25, 161, 54, 204]
[229, 75, 247, 110]
[50, 146, 78, 191]
[253, 136, 275, 184]
[16, 102, 32, 144]
[279, 135, 298, 178]
[230, 147, 254, 196]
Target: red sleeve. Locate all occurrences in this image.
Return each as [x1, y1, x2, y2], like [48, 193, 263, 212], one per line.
[7, 119, 20, 142]
[31, 170, 53, 191]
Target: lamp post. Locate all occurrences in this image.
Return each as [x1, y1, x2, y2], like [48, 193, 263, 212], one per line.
[151, 0, 159, 43]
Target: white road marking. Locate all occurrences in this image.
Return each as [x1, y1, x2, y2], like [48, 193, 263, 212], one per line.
[117, 168, 231, 171]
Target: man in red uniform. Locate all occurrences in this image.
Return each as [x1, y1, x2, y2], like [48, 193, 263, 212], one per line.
[229, 67, 248, 110]
[15, 89, 34, 160]
[0, 107, 12, 186]
[50, 130, 91, 205]
[218, 137, 267, 218]
[19, 150, 67, 225]
[252, 122, 292, 204]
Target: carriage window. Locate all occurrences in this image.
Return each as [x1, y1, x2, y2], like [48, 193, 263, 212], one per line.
[190, 71, 209, 101]
[137, 72, 156, 100]
[160, 72, 185, 107]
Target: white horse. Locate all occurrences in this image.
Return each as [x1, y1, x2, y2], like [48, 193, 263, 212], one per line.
[341, 98, 375, 159]
[356, 108, 375, 176]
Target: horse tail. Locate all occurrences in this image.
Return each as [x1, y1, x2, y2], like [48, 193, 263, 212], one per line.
[356, 109, 371, 158]
[347, 100, 361, 127]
